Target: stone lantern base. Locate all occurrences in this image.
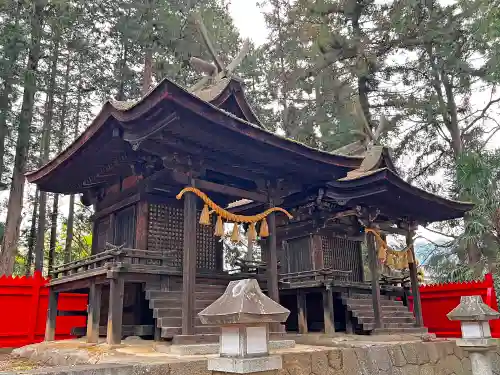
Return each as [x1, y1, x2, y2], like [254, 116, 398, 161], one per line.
[208, 355, 283, 374]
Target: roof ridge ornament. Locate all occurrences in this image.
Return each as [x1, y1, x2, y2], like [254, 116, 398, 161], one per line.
[189, 11, 250, 93]
[335, 97, 394, 179]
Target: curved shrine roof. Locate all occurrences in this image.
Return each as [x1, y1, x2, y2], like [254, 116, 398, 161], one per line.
[26, 77, 364, 193]
[326, 168, 474, 222]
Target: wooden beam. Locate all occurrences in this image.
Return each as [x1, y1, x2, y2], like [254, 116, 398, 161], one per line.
[195, 179, 267, 202]
[322, 289, 335, 334]
[86, 282, 102, 343]
[106, 276, 125, 345]
[297, 290, 308, 334]
[141, 136, 272, 182]
[366, 229, 383, 329]
[94, 192, 141, 220]
[182, 178, 197, 335]
[154, 170, 268, 202]
[407, 230, 424, 327]
[44, 289, 58, 341]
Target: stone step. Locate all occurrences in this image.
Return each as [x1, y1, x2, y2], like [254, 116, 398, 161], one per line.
[372, 327, 428, 335]
[349, 304, 410, 313]
[146, 290, 223, 300]
[356, 316, 415, 325]
[362, 322, 417, 331]
[149, 298, 215, 310]
[343, 298, 404, 307]
[153, 307, 205, 319]
[172, 334, 220, 345]
[157, 316, 204, 328]
[343, 293, 391, 300]
[350, 309, 414, 318]
[161, 325, 219, 338]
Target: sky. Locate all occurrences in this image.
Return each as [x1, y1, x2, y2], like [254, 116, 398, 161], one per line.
[228, 0, 269, 47]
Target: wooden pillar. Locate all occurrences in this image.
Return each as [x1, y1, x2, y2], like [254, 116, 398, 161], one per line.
[322, 288, 335, 334]
[407, 230, 424, 327]
[267, 207, 279, 303]
[366, 229, 383, 329]
[182, 179, 197, 335]
[297, 290, 308, 334]
[106, 277, 124, 345]
[44, 288, 58, 341]
[86, 282, 102, 343]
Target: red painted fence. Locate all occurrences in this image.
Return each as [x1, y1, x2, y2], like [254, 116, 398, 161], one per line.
[0, 271, 88, 348]
[409, 273, 500, 338]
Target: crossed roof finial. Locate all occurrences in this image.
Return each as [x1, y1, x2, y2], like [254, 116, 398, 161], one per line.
[189, 11, 250, 92]
[335, 98, 395, 178]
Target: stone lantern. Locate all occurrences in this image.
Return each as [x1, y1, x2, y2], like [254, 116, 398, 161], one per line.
[199, 279, 290, 374]
[447, 295, 500, 375]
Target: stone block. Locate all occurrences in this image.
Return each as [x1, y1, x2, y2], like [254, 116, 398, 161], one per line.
[453, 345, 467, 360]
[340, 348, 359, 374]
[426, 344, 440, 364]
[402, 343, 419, 365]
[282, 352, 312, 375]
[367, 347, 392, 372]
[389, 346, 407, 367]
[170, 360, 210, 375]
[208, 356, 283, 374]
[416, 343, 430, 365]
[327, 349, 343, 370]
[461, 357, 471, 374]
[419, 364, 436, 375]
[401, 364, 419, 375]
[311, 351, 328, 375]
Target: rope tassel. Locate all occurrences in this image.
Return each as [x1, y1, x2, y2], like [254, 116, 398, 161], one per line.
[231, 223, 240, 242]
[214, 215, 224, 237]
[259, 218, 269, 237]
[199, 204, 210, 225]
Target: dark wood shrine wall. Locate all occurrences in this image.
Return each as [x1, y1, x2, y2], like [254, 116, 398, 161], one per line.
[93, 200, 223, 272]
[147, 202, 223, 271]
[279, 235, 363, 282]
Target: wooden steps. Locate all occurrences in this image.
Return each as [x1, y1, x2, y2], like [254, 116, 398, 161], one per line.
[144, 281, 226, 339]
[341, 292, 428, 335]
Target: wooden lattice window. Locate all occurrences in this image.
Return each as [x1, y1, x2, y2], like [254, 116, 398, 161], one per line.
[147, 203, 218, 270]
[148, 204, 183, 267]
[196, 213, 218, 270]
[322, 236, 363, 281]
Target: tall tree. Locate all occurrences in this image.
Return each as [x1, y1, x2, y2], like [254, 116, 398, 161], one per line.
[0, 0, 46, 275]
[0, 0, 27, 185]
[35, 31, 61, 273]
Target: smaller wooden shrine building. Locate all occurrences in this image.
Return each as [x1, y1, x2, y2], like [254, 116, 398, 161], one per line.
[26, 65, 473, 344]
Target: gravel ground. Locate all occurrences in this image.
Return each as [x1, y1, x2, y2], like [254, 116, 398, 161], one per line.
[0, 349, 49, 373]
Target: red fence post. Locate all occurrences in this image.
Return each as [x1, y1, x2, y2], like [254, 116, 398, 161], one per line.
[27, 271, 44, 342]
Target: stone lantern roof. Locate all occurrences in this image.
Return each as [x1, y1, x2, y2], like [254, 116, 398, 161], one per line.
[198, 279, 290, 326]
[447, 296, 500, 321]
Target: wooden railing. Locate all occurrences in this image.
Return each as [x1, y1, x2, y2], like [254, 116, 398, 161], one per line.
[279, 267, 353, 284]
[51, 246, 179, 280]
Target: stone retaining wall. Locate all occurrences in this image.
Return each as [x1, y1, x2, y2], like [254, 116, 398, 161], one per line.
[7, 340, 500, 375]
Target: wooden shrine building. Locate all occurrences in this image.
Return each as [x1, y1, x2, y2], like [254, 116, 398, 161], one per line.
[26, 74, 473, 344]
[26, 22, 473, 343]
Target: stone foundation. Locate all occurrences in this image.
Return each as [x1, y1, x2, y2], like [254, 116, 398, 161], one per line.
[6, 338, 500, 375]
